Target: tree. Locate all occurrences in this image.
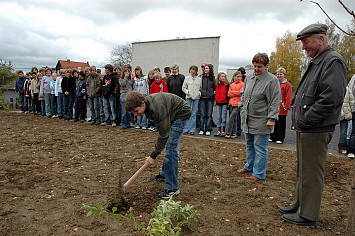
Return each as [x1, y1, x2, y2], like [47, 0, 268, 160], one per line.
[301, 0, 355, 37]
[338, 20, 355, 81]
[269, 31, 304, 85]
[109, 42, 132, 68]
[0, 59, 17, 87]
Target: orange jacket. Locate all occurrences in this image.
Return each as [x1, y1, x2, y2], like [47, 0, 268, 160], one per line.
[228, 81, 244, 107]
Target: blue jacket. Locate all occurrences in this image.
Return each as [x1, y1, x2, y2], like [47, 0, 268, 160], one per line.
[16, 77, 26, 94]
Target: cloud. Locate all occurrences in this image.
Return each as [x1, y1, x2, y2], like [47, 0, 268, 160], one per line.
[1, 0, 354, 71]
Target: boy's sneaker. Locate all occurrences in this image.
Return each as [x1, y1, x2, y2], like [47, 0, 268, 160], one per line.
[112, 123, 117, 127]
[348, 153, 355, 159]
[150, 174, 165, 182]
[142, 127, 148, 130]
[206, 131, 211, 136]
[225, 134, 231, 139]
[153, 128, 158, 132]
[214, 131, 221, 137]
[220, 132, 226, 137]
[276, 141, 283, 144]
[158, 189, 180, 199]
[149, 127, 154, 131]
[100, 122, 107, 126]
[199, 131, 204, 135]
[135, 126, 141, 129]
[231, 134, 237, 139]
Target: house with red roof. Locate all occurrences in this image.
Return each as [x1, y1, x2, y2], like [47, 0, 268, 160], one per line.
[55, 59, 89, 71]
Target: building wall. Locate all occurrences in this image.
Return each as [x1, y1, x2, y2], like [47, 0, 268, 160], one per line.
[132, 36, 220, 76]
[227, 67, 254, 82]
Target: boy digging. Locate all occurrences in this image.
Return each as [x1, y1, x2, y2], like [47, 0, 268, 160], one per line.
[125, 91, 191, 199]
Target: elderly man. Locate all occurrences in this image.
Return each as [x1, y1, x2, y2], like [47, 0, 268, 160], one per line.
[279, 23, 347, 226]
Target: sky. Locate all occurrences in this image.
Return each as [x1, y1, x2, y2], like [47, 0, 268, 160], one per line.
[1, 0, 354, 73]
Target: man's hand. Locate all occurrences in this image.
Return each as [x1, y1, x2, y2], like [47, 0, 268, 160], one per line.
[266, 120, 275, 127]
[145, 157, 155, 167]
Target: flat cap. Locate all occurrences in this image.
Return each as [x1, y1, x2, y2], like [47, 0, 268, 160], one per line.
[296, 23, 328, 41]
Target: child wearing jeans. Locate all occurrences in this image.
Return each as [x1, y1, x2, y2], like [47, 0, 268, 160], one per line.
[225, 71, 244, 138]
[214, 72, 229, 136]
[133, 66, 149, 129]
[50, 73, 58, 118]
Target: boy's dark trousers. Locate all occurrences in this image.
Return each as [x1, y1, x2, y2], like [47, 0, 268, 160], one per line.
[75, 98, 87, 120]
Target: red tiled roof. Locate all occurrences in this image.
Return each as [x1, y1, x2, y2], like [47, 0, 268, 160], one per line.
[57, 60, 89, 69]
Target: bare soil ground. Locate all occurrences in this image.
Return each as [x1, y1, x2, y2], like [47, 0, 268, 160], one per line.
[0, 110, 353, 235]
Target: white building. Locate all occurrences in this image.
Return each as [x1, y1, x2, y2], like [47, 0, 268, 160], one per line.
[131, 36, 220, 76]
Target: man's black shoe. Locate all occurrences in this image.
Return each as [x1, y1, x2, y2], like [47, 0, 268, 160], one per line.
[279, 205, 298, 214]
[281, 213, 317, 226]
[150, 174, 165, 182]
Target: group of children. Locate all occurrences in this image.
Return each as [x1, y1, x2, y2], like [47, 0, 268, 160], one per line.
[15, 63, 291, 144]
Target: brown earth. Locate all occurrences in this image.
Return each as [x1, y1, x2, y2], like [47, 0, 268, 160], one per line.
[0, 110, 353, 235]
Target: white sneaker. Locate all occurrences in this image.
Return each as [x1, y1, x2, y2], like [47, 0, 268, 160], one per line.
[206, 131, 211, 136]
[348, 153, 355, 159]
[142, 127, 147, 130]
[199, 131, 204, 135]
[135, 126, 140, 129]
[276, 141, 283, 144]
[268, 139, 273, 142]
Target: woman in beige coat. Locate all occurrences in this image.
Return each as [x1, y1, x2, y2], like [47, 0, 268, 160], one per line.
[338, 86, 354, 153]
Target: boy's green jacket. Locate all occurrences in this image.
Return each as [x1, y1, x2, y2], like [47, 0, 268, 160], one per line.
[144, 93, 191, 159]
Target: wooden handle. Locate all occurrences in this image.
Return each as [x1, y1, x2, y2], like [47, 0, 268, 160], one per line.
[123, 162, 150, 191]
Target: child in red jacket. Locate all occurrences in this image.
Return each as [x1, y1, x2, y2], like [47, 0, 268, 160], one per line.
[214, 72, 229, 136]
[148, 72, 168, 131]
[150, 72, 168, 94]
[269, 67, 292, 144]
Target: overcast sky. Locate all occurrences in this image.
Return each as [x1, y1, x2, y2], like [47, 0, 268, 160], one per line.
[1, 0, 354, 73]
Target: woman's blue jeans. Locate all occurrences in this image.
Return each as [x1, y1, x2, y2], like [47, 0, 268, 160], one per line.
[137, 115, 148, 128]
[57, 92, 64, 118]
[120, 93, 131, 128]
[339, 119, 349, 144]
[184, 98, 199, 133]
[88, 96, 100, 122]
[44, 93, 52, 117]
[159, 118, 186, 191]
[199, 98, 214, 132]
[216, 104, 228, 128]
[103, 96, 116, 124]
[244, 133, 270, 179]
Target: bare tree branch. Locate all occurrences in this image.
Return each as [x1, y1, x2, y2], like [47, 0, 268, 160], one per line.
[309, 0, 355, 37]
[338, 0, 355, 20]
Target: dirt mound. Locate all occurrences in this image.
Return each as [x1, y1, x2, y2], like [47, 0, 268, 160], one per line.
[0, 110, 353, 235]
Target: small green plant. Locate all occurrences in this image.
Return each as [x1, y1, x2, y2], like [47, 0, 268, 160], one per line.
[81, 198, 200, 236]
